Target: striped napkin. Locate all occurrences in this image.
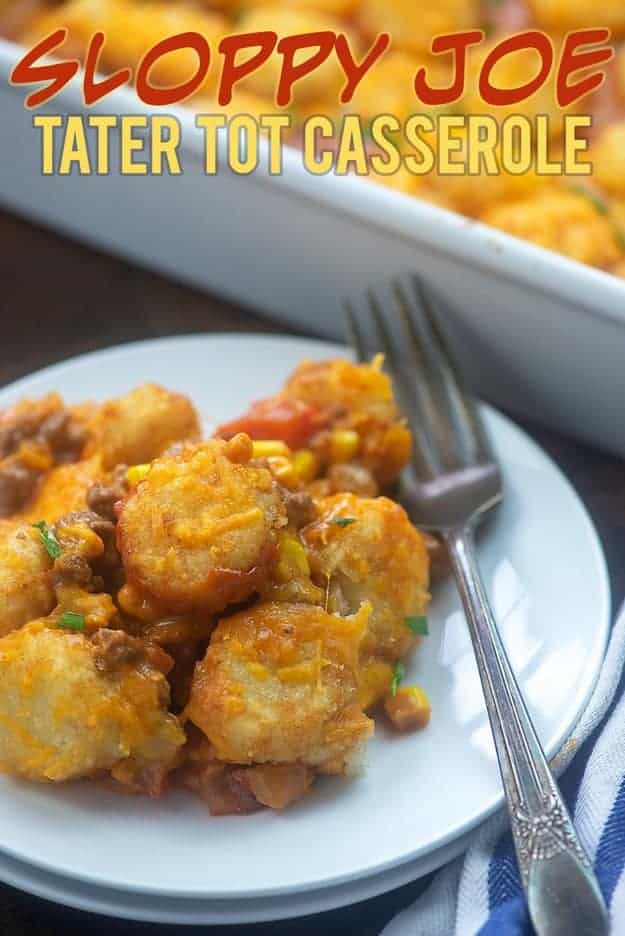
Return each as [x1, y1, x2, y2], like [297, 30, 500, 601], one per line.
[382, 603, 625, 936]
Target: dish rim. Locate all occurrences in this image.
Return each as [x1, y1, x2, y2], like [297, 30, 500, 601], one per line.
[1, 35, 625, 328]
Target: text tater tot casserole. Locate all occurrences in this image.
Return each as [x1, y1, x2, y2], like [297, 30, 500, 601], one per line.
[0, 359, 437, 815]
[2, 0, 625, 276]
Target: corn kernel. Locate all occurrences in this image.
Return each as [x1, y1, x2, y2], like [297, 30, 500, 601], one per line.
[384, 686, 431, 732]
[276, 535, 310, 583]
[18, 441, 53, 471]
[327, 429, 360, 464]
[291, 449, 319, 483]
[267, 455, 297, 489]
[358, 660, 394, 710]
[127, 463, 150, 486]
[252, 440, 292, 459]
[118, 583, 162, 623]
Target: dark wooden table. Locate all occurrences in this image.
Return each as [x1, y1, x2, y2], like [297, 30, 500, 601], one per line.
[1, 209, 624, 936]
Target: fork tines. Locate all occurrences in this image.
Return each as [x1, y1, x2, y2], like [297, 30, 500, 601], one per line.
[344, 276, 493, 479]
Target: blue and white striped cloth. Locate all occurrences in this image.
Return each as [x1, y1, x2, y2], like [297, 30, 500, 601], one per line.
[383, 603, 625, 936]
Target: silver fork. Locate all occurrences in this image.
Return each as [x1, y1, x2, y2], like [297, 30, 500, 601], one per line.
[345, 277, 609, 936]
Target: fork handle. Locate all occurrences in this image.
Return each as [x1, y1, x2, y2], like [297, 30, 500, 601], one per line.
[444, 525, 608, 936]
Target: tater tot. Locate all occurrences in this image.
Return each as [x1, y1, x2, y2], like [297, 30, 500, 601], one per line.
[526, 0, 625, 37]
[481, 191, 622, 269]
[0, 522, 54, 637]
[193, 90, 289, 121]
[591, 121, 625, 198]
[186, 601, 373, 772]
[463, 40, 573, 139]
[0, 622, 184, 784]
[348, 51, 450, 127]
[15, 455, 104, 524]
[213, 0, 359, 16]
[236, 7, 353, 105]
[26, 0, 229, 91]
[302, 493, 430, 661]
[283, 358, 412, 485]
[426, 126, 547, 217]
[117, 437, 287, 614]
[358, 0, 479, 55]
[84, 384, 200, 470]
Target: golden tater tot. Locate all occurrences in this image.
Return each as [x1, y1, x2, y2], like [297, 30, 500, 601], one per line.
[0, 622, 184, 784]
[302, 493, 430, 662]
[15, 455, 104, 524]
[117, 436, 287, 614]
[481, 190, 622, 269]
[463, 40, 572, 139]
[284, 357, 400, 427]
[186, 601, 373, 772]
[367, 165, 457, 209]
[26, 0, 229, 92]
[358, 0, 479, 55]
[348, 51, 450, 127]
[0, 522, 54, 637]
[210, 0, 358, 9]
[236, 6, 354, 105]
[286, 0, 359, 12]
[591, 121, 625, 198]
[283, 358, 412, 485]
[84, 384, 200, 470]
[426, 126, 547, 217]
[193, 90, 289, 121]
[0, 392, 88, 517]
[526, 0, 625, 37]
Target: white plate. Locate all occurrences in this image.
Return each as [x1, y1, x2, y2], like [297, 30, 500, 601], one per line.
[0, 334, 610, 903]
[0, 825, 477, 924]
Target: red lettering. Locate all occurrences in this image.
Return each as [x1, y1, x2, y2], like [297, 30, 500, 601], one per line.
[136, 32, 210, 106]
[218, 31, 277, 105]
[479, 31, 554, 105]
[415, 30, 483, 105]
[335, 32, 390, 103]
[83, 32, 131, 106]
[557, 28, 613, 107]
[276, 31, 336, 106]
[10, 29, 79, 108]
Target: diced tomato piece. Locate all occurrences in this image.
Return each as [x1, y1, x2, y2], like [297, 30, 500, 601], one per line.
[216, 398, 326, 449]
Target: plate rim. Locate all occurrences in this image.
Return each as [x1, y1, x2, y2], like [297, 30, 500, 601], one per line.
[0, 827, 477, 925]
[0, 333, 612, 899]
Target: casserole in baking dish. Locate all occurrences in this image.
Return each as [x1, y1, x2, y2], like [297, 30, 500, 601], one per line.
[1, 3, 625, 457]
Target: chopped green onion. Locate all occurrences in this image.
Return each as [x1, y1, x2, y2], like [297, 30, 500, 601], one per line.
[58, 611, 86, 632]
[390, 661, 405, 697]
[405, 615, 429, 636]
[32, 521, 62, 560]
[331, 517, 357, 528]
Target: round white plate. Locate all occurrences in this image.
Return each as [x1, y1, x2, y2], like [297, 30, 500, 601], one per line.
[0, 824, 476, 924]
[0, 334, 610, 903]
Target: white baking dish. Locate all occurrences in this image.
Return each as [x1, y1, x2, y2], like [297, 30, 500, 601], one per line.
[1, 35, 625, 456]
